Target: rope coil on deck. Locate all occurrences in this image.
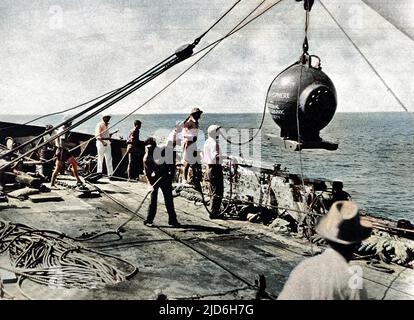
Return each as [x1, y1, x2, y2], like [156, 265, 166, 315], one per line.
[0, 220, 137, 299]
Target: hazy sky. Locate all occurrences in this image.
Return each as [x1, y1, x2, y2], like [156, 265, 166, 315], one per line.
[0, 0, 413, 115]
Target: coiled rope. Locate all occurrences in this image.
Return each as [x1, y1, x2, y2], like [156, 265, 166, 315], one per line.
[0, 220, 137, 299]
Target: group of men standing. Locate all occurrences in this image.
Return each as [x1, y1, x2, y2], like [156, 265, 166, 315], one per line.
[48, 107, 226, 226]
[9, 108, 373, 300]
[143, 106, 226, 226]
[47, 114, 145, 187]
[173, 107, 226, 219]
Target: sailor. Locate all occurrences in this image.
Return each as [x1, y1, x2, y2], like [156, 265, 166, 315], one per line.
[167, 121, 184, 153]
[181, 107, 203, 184]
[5, 137, 15, 151]
[38, 124, 55, 181]
[95, 113, 114, 177]
[2, 137, 18, 161]
[305, 185, 324, 214]
[1, 138, 23, 173]
[277, 201, 372, 300]
[203, 124, 224, 219]
[126, 120, 144, 181]
[50, 117, 83, 187]
[143, 137, 180, 227]
[330, 181, 351, 204]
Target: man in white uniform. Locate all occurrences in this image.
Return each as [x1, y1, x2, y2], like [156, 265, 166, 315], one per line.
[95, 114, 114, 177]
[277, 200, 372, 300]
[203, 124, 225, 219]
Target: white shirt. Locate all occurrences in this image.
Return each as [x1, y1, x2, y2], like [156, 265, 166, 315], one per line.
[95, 121, 110, 145]
[203, 137, 221, 165]
[277, 248, 368, 300]
[54, 127, 68, 148]
[182, 118, 198, 143]
[167, 129, 182, 147]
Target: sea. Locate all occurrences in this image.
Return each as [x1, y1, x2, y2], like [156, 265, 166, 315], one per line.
[1, 112, 413, 222]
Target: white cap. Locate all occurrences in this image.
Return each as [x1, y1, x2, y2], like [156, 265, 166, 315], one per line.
[208, 124, 221, 136]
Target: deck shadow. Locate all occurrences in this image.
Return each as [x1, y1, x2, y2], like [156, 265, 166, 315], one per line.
[162, 224, 233, 235]
[98, 190, 131, 195]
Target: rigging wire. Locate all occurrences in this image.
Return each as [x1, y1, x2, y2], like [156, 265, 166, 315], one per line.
[193, 0, 285, 56]
[319, 0, 410, 113]
[0, 89, 118, 133]
[1, 66, 170, 168]
[26, 0, 272, 199]
[295, 64, 306, 188]
[294, 0, 312, 190]
[93, 182, 277, 300]
[100, 0, 286, 150]
[1, 0, 284, 159]
[0, 0, 247, 169]
[295, 1, 314, 254]
[295, 61, 314, 255]
[108, 0, 276, 144]
[0, 0, 287, 178]
[193, 0, 243, 45]
[219, 59, 297, 147]
[54, 0, 281, 219]
[39, 0, 286, 165]
[0, 0, 244, 138]
[0, 51, 178, 161]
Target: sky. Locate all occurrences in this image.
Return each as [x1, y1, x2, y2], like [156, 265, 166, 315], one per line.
[0, 0, 413, 115]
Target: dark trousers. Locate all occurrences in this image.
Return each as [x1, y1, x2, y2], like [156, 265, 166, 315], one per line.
[128, 151, 144, 179]
[206, 165, 224, 216]
[146, 177, 177, 223]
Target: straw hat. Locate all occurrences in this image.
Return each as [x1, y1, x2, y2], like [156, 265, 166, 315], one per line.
[315, 201, 372, 245]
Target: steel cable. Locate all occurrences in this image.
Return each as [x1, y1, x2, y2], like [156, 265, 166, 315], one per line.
[0, 0, 245, 164]
[1, 0, 285, 172]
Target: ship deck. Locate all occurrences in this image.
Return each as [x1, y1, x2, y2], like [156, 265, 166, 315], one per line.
[1, 176, 413, 300]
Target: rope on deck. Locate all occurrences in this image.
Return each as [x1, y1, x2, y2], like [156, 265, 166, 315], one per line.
[0, 220, 137, 299]
[93, 182, 278, 300]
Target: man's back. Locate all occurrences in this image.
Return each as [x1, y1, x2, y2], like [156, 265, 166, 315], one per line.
[278, 248, 367, 300]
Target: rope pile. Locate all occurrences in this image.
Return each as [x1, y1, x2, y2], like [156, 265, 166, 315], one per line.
[0, 220, 137, 299]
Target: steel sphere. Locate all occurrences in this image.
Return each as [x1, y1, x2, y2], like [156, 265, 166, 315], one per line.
[266, 63, 337, 142]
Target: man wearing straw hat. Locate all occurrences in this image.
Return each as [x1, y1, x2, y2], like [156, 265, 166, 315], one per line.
[278, 201, 372, 300]
[181, 107, 203, 184]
